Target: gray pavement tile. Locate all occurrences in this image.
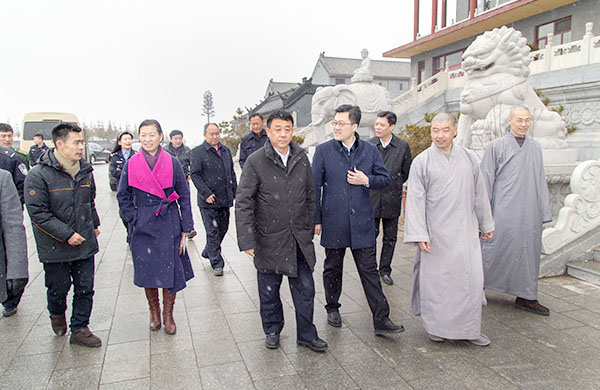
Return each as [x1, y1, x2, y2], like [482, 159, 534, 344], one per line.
[198, 361, 254, 390]
[187, 306, 227, 334]
[0, 342, 21, 375]
[99, 377, 150, 390]
[561, 308, 600, 329]
[209, 274, 245, 293]
[180, 285, 219, 308]
[114, 292, 149, 315]
[328, 339, 379, 366]
[0, 313, 42, 340]
[150, 326, 194, 355]
[94, 271, 124, 288]
[46, 364, 102, 390]
[406, 373, 469, 390]
[237, 340, 296, 382]
[562, 292, 600, 314]
[489, 363, 565, 387]
[93, 287, 120, 308]
[16, 324, 68, 356]
[100, 340, 149, 384]
[537, 291, 584, 313]
[253, 374, 307, 390]
[215, 290, 257, 315]
[192, 329, 243, 367]
[91, 304, 116, 331]
[150, 349, 202, 389]
[0, 352, 59, 390]
[345, 359, 410, 389]
[108, 312, 149, 344]
[54, 330, 109, 370]
[225, 311, 267, 343]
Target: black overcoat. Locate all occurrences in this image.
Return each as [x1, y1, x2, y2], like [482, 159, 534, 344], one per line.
[235, 140, 316, 276]
[190, 142, 237, 208]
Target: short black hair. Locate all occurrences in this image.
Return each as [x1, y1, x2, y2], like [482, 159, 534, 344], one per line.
[169, 129, 183, 139]
[33, 133, 44, 140]
[0, 123, 13, 133]
[139, 119, 163, 135]
[204, 123, 220, 132]
[266, 110, 294, 128]
[377, 111, 397, 126]
[52, 123, 82, 144]
[249, 113, 264, 121]
[112, 131, 134, 153]
[335, 105, 361, 126]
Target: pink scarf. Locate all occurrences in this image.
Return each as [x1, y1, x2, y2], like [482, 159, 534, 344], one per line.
[128, 148, 179, 215]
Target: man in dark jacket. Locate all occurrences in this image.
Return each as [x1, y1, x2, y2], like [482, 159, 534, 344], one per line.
[369, 111, 412, 286]
[24, 123, 102, 348]
[0, 123, 29, 168]
[0, 145, 27, 205]
[238, 113, 268, 169]
[0, 170, 28, 318]
[164, 129, 191, 179]
[313, 104, 404, 335]
[28, 133, 50, 166]
[236, 110, 327, 352]
[190, 123, 237, 276]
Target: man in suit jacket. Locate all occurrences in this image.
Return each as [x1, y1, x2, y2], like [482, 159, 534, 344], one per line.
[190, 123, 237, 276]
[369, 111, 412, 285]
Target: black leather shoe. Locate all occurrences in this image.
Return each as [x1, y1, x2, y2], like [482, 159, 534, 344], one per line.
[297, 337, 328, 352]
[374, 319, 405, 336]
[265, 333, 280, 349]
[327, 311, 342, 327]
[381, 274, 394, 285]
[2, 306, 17, 317]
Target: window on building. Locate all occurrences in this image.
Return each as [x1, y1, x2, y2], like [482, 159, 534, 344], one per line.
[418, 61, 425, 84]
[334, 78, 346, 85]
[433, 49, 465, 75]
[536, 16, 572, 49]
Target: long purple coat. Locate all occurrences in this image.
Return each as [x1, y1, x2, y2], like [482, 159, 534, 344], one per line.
[117, 151, 194, 293]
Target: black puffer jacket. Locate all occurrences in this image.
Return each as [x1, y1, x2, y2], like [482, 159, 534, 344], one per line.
[24, 150, 100, 263]
[235, 140, 316, 277]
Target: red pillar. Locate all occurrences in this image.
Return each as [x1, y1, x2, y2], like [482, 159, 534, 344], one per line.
[431, 0, 438, 34]
[470, 0, 476, 19]
[414, 0, 420, 40]
[441, 0, 447, 28]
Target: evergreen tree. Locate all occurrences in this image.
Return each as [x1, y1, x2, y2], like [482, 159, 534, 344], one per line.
[202, 90, 216, 122]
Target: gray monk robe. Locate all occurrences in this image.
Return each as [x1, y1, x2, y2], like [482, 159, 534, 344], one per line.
[404, 143, 494, 339]
[480, 132, 552, 300]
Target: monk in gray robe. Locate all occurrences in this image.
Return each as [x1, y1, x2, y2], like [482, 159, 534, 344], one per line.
[404, 112, 494, 346]
[480, 106, 552, 316]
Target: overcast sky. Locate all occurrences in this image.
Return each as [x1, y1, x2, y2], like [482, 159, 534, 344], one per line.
[1, 0, 413, 146]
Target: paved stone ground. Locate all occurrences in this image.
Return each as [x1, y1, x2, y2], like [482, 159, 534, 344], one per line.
[1, 163, 600, 389]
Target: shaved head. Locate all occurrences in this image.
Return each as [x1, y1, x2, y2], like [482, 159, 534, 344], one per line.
[431, 112, 456, 127]
[509, 106, 530, 119]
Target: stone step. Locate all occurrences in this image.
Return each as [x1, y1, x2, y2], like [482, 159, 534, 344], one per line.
[567, 259, 600, 286]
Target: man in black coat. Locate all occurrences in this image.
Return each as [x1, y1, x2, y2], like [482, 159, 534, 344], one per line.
[164, 129, 191, 179]
[369, 111, 412, 286]
[24, 123, 102, 348]
[236, 110, 327, 352]
[28, 133, 50, 166]
[190, 123, 237, 276]
[0, 145, 27, 205]
[238, 113, 268, 169]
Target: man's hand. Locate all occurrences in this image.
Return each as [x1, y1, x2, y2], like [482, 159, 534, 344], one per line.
[244, 249, 255, 257]
[347, 167, 369, 186]
[68, 233, 85, 246]
[206, 194, 216, 204]
[481, 231, 494, 240]
[418, 242, 431, 253]
[94, 228, 100, 237]
[314, 224, 322, 235]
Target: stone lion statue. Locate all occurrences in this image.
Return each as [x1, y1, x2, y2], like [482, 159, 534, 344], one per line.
[456, 26, 567, 150]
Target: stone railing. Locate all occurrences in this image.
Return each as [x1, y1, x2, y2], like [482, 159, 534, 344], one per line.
[393, 22, 598, 116]
[542, 157, 600, 254]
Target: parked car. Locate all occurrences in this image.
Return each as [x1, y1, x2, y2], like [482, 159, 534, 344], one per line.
[88, 142, 110, 164]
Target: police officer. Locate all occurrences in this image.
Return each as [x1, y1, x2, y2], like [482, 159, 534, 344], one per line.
[0, 123, 30, 169]
[0, 145, 27, 205]
[29, 133, 50, 166]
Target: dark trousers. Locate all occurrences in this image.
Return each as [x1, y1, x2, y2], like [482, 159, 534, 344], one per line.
[199, 207, 230, 269]
[44, 257, 95, 331]
[374, 217, 399, 276]
[257, 246, 318, 342]
[323, 246, 390, 327]
[2, 284, 25, 310]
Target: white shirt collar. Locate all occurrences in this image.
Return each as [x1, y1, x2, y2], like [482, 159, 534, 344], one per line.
[379, 136, 392, 149]
[274, 146, 290, 167]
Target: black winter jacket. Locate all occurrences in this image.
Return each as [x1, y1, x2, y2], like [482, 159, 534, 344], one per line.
[0, 146, 27, 204]
[238, 129, 268, 169]
[368, 136, 412, 219]
[24, 150, 100, 263]
[235, 140, 316, 277]
[190, 142, 237, 208]
[164, 143, 191, 177]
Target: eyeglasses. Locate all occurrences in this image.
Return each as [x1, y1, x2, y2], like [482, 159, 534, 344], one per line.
[332, 121, 352, 127]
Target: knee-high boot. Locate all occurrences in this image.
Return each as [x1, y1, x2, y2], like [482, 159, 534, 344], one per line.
[144, 288, 161, 331]
[162, 288, 177, 335]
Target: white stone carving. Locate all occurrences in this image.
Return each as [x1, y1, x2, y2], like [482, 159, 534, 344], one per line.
[351, 49, 374, 83]
[453, 26, 569, 150]
[564, 103, 600, 126]
[542, 159, 600, 254]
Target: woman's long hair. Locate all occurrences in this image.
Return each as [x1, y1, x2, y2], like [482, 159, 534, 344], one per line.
[111, 131, 134, 154]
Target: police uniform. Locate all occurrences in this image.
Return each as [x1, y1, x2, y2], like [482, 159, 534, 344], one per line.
[0, 146, 27, 205]
[29, 144, 50, 166]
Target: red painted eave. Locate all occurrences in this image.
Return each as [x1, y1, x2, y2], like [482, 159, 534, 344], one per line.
[383, 0, 578, 58]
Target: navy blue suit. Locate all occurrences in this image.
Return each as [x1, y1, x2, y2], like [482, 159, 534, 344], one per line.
[313, 135, 392, 327]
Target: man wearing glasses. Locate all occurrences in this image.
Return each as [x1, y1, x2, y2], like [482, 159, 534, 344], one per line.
[312, 104, 405, 335]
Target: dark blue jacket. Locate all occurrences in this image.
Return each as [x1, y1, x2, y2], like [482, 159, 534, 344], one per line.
[190, 142, 237, 208]
[109, 149, 136, 181]
[0, 146, 27, 204]
[239, 129, 268, 169]
[28, 144, 50, 166]
[313, 134, 390, 250]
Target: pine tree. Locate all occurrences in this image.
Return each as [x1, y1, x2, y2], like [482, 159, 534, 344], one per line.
[202, 91, 216, 123]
